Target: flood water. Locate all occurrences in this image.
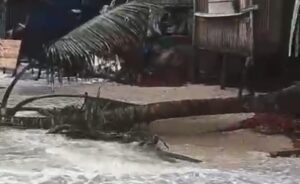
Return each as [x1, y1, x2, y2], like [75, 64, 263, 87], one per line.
[0, 128, 299, 184]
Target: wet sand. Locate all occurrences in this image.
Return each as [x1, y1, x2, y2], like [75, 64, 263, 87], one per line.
[0, 73, 296, 171]
[164, 130, 293, 169]
[148, 114, 294, 170]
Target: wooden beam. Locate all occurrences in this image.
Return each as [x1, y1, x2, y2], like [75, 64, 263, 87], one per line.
[194, 4, 258, 18]
[220, 54, 227, 90]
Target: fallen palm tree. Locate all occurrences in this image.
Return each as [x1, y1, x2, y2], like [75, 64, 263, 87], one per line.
[4, 95, 246, 129]
[6, 83, 300, 133]
[3, 83, 300, 160]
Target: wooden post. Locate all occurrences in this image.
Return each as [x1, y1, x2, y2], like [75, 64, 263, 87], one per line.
[239, 0, 255, 97]
[192, 46, 199, 83]
[295, 17, 300, 57]
[192, 0, 199, 84]
[220, 54, 227, 90]
[239, 56, 251, 98]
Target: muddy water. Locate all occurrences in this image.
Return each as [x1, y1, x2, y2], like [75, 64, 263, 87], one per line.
[0, 128, 299, 184]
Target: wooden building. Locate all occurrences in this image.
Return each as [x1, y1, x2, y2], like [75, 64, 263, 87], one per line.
[193, 0, 296, 92]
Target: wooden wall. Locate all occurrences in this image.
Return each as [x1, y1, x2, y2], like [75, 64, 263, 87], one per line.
[194, 15, 251, 55]
[253, 0, 284, 57]
[194, 0, 253, 56]
[194, 0, 286, 58]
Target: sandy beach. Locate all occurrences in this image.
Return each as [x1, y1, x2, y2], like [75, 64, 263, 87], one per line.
[0, 72, 296, 168]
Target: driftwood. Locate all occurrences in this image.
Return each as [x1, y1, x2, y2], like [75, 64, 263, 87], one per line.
[157, 151, 202, 163]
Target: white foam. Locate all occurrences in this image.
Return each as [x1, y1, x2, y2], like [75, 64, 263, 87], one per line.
[0, 129, 299, 184]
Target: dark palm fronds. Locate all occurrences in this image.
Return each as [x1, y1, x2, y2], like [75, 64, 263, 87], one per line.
[44, 1, 162, 69]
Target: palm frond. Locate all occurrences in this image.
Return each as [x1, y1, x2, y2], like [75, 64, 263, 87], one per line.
[44, 1, 161, 69]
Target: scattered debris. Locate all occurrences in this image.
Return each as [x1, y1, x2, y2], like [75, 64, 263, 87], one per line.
[241, 113, 299, 135]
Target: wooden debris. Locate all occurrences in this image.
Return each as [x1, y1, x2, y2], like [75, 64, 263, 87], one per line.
[157, 150, 202, 163]
[270, 149, 300, 158]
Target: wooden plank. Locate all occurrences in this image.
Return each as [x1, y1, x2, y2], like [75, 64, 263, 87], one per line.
[0, 58, 18, 70]
[0, 39, 21, 70]
[220, 54, 227, 89]
[208, 1, 235, 14]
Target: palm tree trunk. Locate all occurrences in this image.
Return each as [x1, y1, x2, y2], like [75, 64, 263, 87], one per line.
[91, 83, 300, 132]
[1, 64, 31, 119]
[99, 97, 247, 131]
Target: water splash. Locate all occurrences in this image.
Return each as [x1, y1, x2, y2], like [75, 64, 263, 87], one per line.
[0, 128, 299, 184]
